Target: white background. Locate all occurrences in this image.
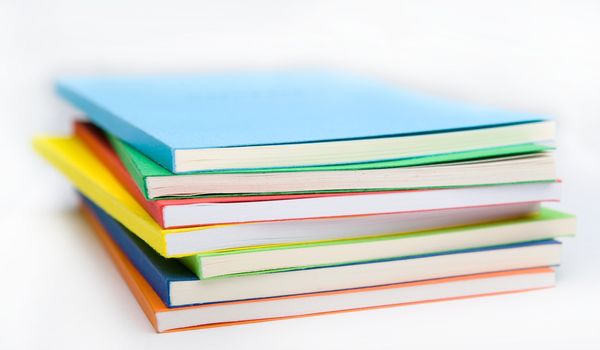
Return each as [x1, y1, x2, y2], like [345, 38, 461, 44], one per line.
[1, 0, 600, 349]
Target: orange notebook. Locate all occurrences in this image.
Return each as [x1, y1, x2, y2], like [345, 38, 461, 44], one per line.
[81, 202, 555, 333]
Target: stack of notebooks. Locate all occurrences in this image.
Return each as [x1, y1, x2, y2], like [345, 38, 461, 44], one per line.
[34, 71, 575, 332]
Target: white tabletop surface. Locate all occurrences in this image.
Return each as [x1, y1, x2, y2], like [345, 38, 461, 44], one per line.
[1, 1, 599, 349]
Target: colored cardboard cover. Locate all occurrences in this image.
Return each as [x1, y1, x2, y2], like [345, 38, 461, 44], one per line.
[81, 199, 555, 333]
[57, 71, 546, 172]
[82, 192, 560, 307]
[34, 135, 180, 256]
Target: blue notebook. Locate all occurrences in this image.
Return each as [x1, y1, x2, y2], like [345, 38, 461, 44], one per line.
[82, 194, 561, 308]
[58, 71, 550, 173]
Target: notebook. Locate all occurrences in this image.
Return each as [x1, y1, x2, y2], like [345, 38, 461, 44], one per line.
[82, 199, 556, 333]
[82, 195, 561, 307]
[33, 135, 561, 256]
[103, 126, 555, 198]
[57, 71, 554, 173]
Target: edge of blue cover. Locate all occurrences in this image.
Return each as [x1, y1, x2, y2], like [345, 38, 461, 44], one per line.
[57, 82, 175, 171]
[81, 195, 194, 307]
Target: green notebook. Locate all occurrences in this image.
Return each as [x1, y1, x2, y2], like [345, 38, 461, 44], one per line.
[109, 133, 553, 200]
[179, 208, 575, 279]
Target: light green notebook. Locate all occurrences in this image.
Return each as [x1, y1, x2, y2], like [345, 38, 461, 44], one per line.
[179, 208, 575, 279]
[109, 134, 553, 200]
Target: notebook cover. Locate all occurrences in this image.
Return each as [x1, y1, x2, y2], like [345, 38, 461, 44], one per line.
[74, 120, 165, 226]
[82, 192, 560, 307]
[57, 71, 546, 172]
[34, 135, 169, 255]
[81, 199, 555, 333]
[83, 195, 191, 306]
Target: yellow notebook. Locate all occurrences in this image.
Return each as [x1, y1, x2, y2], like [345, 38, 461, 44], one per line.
[34, 137, 202, 257]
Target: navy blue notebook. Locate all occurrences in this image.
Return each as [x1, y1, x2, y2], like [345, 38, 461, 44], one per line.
[82, 195, 560, 308]
[59, 71, 548, 172]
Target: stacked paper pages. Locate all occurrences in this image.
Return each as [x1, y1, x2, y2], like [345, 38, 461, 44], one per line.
[35, 71, 575, 332]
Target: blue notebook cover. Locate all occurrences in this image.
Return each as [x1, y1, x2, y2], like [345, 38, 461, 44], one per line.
[82, 194, 560, 308]
[58, 71, 545, 172]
